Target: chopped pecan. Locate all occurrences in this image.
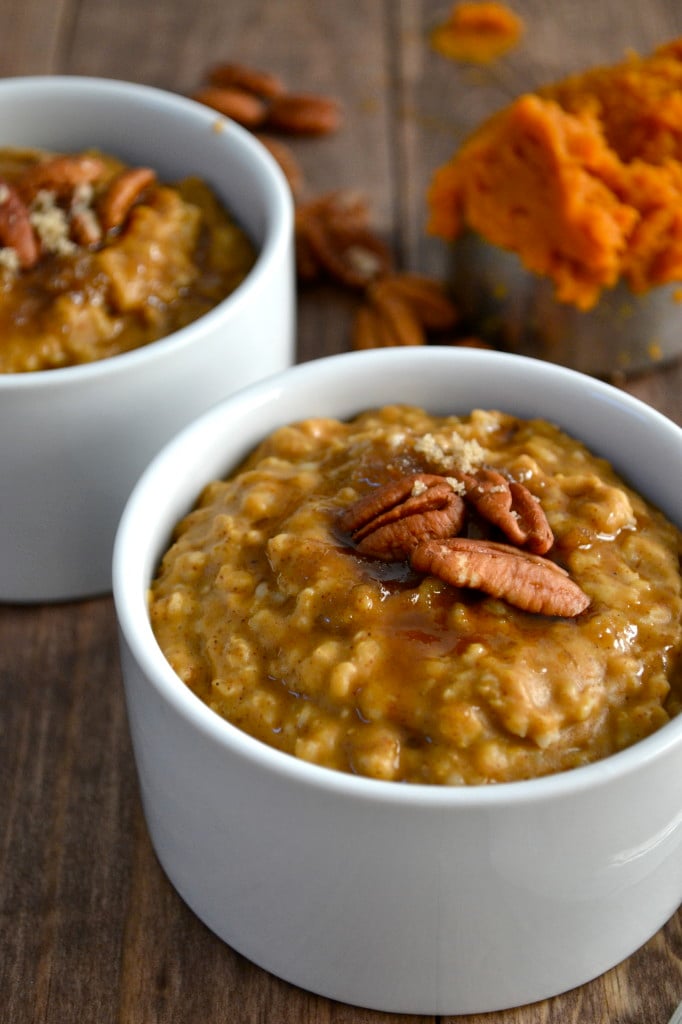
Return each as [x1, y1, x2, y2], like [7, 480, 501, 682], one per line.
[265, 93, 343, 135]
[339, 474, 466, 560]
[296, 191, 372, 237]
[296, 193, 392, 288]
[207, 62, 286, 100]
[372, 273, 460, 331]
[410, 537, 590, 617]
[364, 282, 427, 346]
[17, 155, 105, 201]
[98, 167, 157, 233]
[305, 219, 393, 288]
[0, 178, 39, 268]
[351, 273, 464, 351]
[351, 301, 399, 349]
[69, 207, 102, 247]
[457, 468, 554, 554]
[192, 85, 269, 128]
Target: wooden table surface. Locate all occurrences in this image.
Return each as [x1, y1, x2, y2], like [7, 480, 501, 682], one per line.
[1, 1, 681, 1021]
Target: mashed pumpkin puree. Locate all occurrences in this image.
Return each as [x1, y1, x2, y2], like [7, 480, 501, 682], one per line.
[430, 2, 524, 65]
[428, 39, 682, 310]
[0, 147, 255, 372]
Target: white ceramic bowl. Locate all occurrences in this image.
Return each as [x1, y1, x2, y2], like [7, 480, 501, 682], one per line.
[113, 348, 682, 1016]
[0, 75, 294, 602]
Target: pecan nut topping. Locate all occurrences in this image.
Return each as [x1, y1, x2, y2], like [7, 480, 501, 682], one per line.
[455, 467, 554, 554]
[339, 468, 590, 617]
[410, 538, 591, 617]
[17, 154, 105, 201]
[339, 473, 466, 560]
[0, 178, 39, 268]
[97, 166, 157, 233]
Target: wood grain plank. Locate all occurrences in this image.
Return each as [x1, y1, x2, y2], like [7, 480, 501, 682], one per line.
[0, 0, 75, 75]
[0, 600, 135, 1024]
[0, 1, 681, 1022]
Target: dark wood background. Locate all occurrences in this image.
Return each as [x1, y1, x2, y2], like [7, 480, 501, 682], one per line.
[1, 1, 680, 1021]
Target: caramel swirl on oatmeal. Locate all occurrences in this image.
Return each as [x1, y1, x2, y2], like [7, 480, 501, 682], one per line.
[149, 406, 682, 785]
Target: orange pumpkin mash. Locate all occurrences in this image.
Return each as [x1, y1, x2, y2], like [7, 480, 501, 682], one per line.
[428, 40, 682, 310]
[430, 2, 524, 65]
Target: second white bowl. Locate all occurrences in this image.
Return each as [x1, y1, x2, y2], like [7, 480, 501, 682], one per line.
[113, 347, 682, 1015]
[0, 75, 295, 602]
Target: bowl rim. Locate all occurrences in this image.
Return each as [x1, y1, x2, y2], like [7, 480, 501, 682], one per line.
[113, 347, 682, 808]
[0, 74, 293, 391]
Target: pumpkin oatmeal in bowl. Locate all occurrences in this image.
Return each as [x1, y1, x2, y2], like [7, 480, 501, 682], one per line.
[148, 403, 681, 785]
[0, 145, 256, 372]
[114, 347, 682, 1015]
[0, 76, 294, 601]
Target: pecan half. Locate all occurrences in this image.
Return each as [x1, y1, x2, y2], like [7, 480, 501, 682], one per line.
[372, 273, 460, 331]
[364, 282, 427, 345]
[265, 93, 342, 135]
[69, 207, 102, 247]
[351, 301, 399, 349]
[207, 62, 286, 100]
[305, 219, 393, 288]
[299, 191, 372, 232]
[0, 178, 39, 268]
[17, 155, 106, 201]
[410, 537, 590, 617]
[339, 474, 466, 560]
[296, 193, 393, 288]
[192, 85, 269, 128]
[457, 468, 554, 554]
[351, 273, 463, 351]
[98, 167, 157, 233]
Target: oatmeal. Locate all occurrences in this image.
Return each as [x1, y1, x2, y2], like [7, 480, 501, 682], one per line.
[149, 406, 682, 785]
[0, 147, 256, 372]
